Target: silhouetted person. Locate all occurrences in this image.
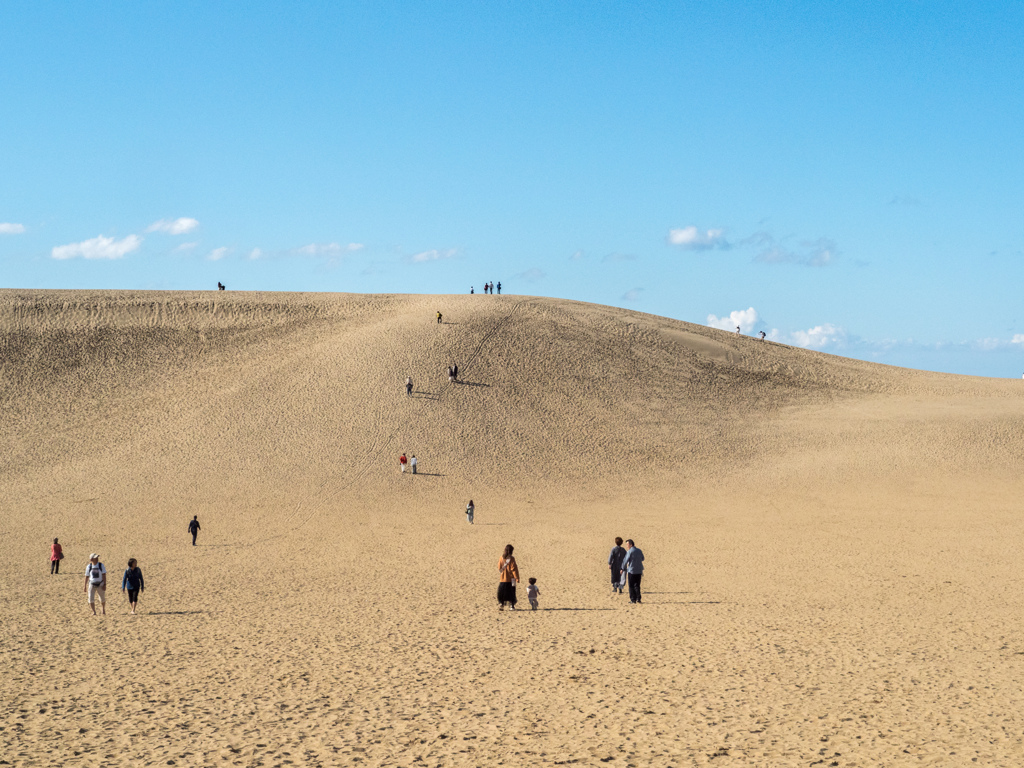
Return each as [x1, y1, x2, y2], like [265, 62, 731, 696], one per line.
[437, 311, 443, 324]
[736, 326, 741, 333]
[452, 363, 458, 381]
[406, 377, 413, 397]
[497, 282, 501, 294]
[471, 286, 474, 294]
[218, 282, 225, 291]
[188, 516, 201, 546]
[759, 331, 766, 340]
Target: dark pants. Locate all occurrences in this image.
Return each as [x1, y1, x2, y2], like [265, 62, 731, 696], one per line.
[191, 531, 198, 545]
[51, 560, 60, 575]
[127, 589, 140, 604]
[497, 582, 517, 607]
[627, 573, 642, 603]
[611, 568, 622, 588]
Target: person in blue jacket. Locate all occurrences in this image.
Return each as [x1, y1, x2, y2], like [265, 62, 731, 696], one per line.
[122, 558, 145, 614]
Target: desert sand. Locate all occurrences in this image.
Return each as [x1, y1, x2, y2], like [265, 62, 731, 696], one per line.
[2, 289, 1024, 767]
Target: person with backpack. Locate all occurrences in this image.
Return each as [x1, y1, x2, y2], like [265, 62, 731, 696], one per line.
[84, 554, 107, 615]
[121, 558, 145, 614]
[188, 516, 201, 546]
[50, 537, 63, 575]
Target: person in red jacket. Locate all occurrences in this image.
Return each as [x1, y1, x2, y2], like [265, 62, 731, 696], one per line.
[399, 453, 408, 473]
[50, 538, 63, 575]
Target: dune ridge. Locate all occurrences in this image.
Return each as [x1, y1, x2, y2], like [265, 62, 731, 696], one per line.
[3, 290, 1024, 767]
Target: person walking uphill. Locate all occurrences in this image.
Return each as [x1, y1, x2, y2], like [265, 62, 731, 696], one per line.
[437, 311, 443, 324]
[498, 544, 520, 611]
[622, 539, 645, 604]
[122, 558, 145, 614]
[608, 537, 626, 594]
[189, 516, 201, 546]
[84, 554, 107, 615]
[50, 538, 63, 575]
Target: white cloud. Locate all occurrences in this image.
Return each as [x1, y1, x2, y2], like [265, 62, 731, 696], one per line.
[173, 241, 198, 252]
[249, 248, 263, 260]
[788, 323, 846, 349]
[516, 268, 545, 282]
[411, 248, 456, 263]
[751, 233, 838, 267]
[51, 234, 142, 260]
[147, 217, 199, 235]
[707, 307, 758, 333]
[668, 226, 728, 251]
[0, 222, 26, 234]
[294, 242, 363, 256]
[208, 247, 229, 261]
[1011, 334, 1024, 345]
[804, 238, 837, 267]
[622, 288, 644, 302]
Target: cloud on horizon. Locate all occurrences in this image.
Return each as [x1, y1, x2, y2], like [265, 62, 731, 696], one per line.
[622, 287, 644, 301]
[748, 233, 838, 267]
[410, 248, 456, 263]
[668, 226, 728, 251]
[0, 222, 26, 235]
[294, 242, 363, 256]
[52, 234, 142, 260]
[147, 217, 199, 235]
[208, 247, 229, 261]
[708, 307, 758, 333]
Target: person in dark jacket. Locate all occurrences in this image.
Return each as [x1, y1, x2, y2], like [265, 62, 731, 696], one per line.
[608, 537, 626, 594]
[188, 516, 201, 546]
[121, 558, 145, 614]
[622, 539, 645, 604]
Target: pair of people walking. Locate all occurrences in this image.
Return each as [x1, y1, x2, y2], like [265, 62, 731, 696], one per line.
[83, 553, 146, 615]
[399, 453, 417, 474]
[496, 544, 539, 610]
[608, 537, 645, 603]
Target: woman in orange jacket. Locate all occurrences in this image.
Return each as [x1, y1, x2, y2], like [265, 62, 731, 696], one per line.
[497, 544, 520, 611]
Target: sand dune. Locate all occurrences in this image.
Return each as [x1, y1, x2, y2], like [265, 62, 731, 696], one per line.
[3, 289, 1024, 767]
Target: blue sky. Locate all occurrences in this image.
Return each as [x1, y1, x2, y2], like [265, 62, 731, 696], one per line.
[1, 1, 1022, 377]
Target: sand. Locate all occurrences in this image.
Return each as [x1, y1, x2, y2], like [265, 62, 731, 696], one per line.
[2, 289, 1023, 767]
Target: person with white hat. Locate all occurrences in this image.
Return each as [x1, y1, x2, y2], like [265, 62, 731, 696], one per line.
[83, 553, 107, 615]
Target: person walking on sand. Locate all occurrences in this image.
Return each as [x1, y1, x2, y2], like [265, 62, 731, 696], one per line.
[622, 539, 645, 604]
[437, 311, 443, 324]
[498, 544, 520, 610]
[400, 453, 408, 473]
[759, 330, 766, 340]
[448, 366, 455, 384]
[608, 537, 626, 594]
[471, 286, 474, 294]
[410, 454, 417, 474]
[84, 553, 107, 615]
[121, 558, 145, 614]
[405, 377, 413, 397]
[188, 515, 201, 546]
[452, 363, 458, 381]
[526, 578, 540, 610]
[50, 537, 63, 575]
[466, 499, 475, 524]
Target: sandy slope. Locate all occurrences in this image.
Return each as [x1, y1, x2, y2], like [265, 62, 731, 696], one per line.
[2, 289, 1024, 768]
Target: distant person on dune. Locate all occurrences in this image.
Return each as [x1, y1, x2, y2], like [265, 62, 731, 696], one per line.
[406, 377, 413, 397]
[527, 578, 539, 610]
[448, 366, 455, 384]
[189, 516, 201, 546]
[437, 311, 443, 324]
[608, 537, 626, 594]
[410, 454, 417, 474]
[497, 282, 501, 294]
[453, 363, 458, 381]
[400, 453, 408, 473]
[217, 282, 225, 291]
[84, 553, 106, 616]
[759, 331, 766, 340]
[466, 500, 475, 524]
[622, 539, 645, 604]
[471, 286, 474, 294]
[50, 538, 63, 575]
[498, 544, 520, 611]
[121, 558, 144, 615]
[736, 326, 741, 333]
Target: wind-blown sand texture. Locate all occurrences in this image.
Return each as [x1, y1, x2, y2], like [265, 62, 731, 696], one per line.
[3, 290, 1024, 768]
